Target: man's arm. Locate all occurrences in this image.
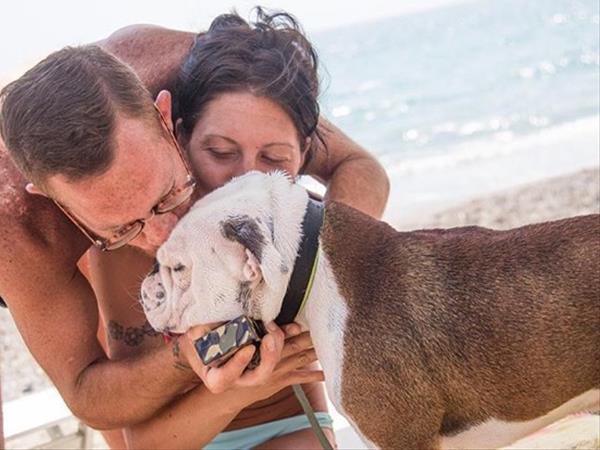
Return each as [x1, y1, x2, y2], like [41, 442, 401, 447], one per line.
[0, 229, 197, 429]
[305, 118, 390, 219]
[0, 145, 198, 429]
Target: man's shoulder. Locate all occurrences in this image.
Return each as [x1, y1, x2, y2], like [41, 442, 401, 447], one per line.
[0, 149, 87, 268]
[97, 24, 197, 97]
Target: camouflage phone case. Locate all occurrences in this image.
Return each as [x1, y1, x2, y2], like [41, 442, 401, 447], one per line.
[194, 316, 266, 368]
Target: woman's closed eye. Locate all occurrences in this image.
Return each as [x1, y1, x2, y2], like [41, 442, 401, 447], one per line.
[206, 147, 237, 160]
[261, 153, 289, 165]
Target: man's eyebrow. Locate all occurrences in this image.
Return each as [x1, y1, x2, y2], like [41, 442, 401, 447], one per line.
[101, 178, 176, 231]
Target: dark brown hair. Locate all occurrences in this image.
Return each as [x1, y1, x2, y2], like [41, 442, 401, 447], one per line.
[174, 8, 324, 170]
[0, 45, 156, 188]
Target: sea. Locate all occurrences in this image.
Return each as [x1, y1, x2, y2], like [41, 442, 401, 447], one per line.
[305, 0, 599, 222]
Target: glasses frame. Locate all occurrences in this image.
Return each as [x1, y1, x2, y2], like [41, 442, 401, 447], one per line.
[54, 107, 196, 251]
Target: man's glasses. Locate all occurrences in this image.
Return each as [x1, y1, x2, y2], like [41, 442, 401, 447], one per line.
[54, 108, 196, 251]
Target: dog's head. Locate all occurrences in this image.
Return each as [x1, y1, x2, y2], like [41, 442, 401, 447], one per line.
[140, 171, 309, 333]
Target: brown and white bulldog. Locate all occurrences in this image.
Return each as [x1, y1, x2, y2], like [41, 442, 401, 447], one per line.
[141, 171, 599, 449]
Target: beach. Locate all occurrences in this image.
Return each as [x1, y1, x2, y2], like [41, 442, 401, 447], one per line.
[2, 166, 598, 448]
[398, 167, 599, 230]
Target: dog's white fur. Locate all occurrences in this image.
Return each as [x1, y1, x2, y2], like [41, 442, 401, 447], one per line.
[141, 171, 356, 438]
[141, 171, 599, 449]
[141, 171, 308, 333]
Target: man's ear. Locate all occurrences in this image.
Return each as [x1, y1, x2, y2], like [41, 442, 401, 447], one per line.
[174, 118, 188, 146]
[25, 183, 48, 197]
[154, 90, 174, 131]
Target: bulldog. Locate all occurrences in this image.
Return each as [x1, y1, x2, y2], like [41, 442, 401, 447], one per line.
[141, 171, 599, 449]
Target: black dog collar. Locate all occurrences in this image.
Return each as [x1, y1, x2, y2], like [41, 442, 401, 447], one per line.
[274, 197, 324, 326]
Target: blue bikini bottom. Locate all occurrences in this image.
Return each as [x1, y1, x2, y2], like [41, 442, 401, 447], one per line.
[204, 412, 333, 450]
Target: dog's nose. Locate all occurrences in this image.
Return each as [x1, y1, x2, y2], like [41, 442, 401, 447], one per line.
[150, 259, 160, 275]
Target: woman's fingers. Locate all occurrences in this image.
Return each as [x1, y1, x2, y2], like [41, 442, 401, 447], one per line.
[235, 323, 286, 387]
[282, 322, 303, 337]
[283, 369, 325, 385]
[293, 369, 325, 383]
[177, 322, 319, 394]
[277, 348, 318, 373]
[204, 345, 256, 393]
[280, 331, 314, 359]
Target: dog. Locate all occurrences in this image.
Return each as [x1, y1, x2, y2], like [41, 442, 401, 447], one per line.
[141, 171, 599, 449]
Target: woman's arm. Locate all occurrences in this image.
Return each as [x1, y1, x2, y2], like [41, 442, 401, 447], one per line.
[99, 26, 389, 220]
[124, 331, 323, 449]
[305, 118, 390, 219]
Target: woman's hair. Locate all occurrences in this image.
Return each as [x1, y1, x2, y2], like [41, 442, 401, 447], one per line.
[174, 8, 324, 170]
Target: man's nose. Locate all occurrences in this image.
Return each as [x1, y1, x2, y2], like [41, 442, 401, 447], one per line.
[144, 212, 179, 246]
[171, 195, 194, 219]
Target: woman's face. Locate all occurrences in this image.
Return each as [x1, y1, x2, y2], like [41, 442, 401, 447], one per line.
[182, 91, 306, 197]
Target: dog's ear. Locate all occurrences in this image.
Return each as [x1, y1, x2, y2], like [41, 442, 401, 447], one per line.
[221, 215, 267, 263]
[242, 249, 262, 289]
[220, 214, 287, 321]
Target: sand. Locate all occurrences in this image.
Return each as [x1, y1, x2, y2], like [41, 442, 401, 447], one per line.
[1, 166, 599, 448]
[397, 167, 599, 230]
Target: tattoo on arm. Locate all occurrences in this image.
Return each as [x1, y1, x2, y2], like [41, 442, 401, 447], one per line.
[108, 320, 160, 347]
[108, 321, 192, 371]
[172, 337, 192, 371]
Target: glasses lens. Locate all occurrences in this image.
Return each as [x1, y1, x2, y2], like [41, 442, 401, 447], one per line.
[103, 222, 144, 251]
[155, 178, 196, 214]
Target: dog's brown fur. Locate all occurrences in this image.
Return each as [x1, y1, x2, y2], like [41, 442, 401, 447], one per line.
[321, 202, 599, 449]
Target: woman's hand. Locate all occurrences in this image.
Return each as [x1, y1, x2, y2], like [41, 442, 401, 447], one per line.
[124, 323, 324, 449]
[177, 322, 323, 396]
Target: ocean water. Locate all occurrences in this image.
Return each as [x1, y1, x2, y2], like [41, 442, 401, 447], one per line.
[307, 0, 600, 220]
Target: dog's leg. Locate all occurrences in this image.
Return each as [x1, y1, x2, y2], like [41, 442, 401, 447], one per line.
[373, 428, 442, 450]
[345, 402, 444, 450]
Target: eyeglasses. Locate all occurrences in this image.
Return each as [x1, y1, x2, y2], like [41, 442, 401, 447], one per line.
[54, 108, 196, 251]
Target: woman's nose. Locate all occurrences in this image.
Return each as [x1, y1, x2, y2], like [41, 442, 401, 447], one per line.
[231, 156, 258, 178]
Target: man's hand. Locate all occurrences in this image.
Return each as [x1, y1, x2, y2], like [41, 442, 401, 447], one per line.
[177, 322, 322, 395]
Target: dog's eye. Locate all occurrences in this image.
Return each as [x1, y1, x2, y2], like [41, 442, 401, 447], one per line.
[173, 263, 186, 273]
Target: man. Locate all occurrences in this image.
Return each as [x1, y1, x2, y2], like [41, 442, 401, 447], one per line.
[0, 25, 389, 448]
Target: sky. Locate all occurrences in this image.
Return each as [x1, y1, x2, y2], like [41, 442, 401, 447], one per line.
[0, 0, 465, 79]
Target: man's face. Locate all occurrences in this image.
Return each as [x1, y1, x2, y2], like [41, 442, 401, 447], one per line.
[46, 112, 194, 255]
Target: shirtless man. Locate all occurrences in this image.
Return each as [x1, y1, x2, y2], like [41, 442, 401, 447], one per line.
[0, 24, 389, 448]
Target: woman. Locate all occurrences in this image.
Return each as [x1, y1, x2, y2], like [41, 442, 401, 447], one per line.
[124, 11, 332, 449]
[86, 9, 389, 449]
